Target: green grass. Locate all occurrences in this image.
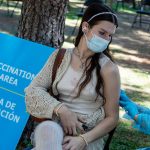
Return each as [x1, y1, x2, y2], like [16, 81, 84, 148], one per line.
[112, 2, 137, 14]
[110, 120, 150, 150]
[112, 1, 150, 14]
[120, 66, 150, 104]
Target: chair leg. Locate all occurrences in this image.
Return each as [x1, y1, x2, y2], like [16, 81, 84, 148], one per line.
[148, 24, 150, 32]
[70, 5, 84, 36]
[6, 0, 9, 15]
[10, 1, 19, 17]
[132, 14, 138, 28]
[103, 128, 116, 150]
[139, 13, 142, 28]
[122, 1, 124, 10]
[115, 1, 119, 11]
[70, 16, 80, 37]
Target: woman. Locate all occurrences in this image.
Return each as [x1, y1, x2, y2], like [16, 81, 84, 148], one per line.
[25, 3, 120, 150]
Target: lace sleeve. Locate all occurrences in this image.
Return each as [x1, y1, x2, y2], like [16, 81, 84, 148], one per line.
[24, 49, 61, 119]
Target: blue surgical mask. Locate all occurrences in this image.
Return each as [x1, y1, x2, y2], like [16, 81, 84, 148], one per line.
[84, 32, 110, 53]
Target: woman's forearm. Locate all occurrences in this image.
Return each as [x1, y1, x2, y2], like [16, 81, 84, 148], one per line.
[82, 116, 118, 143]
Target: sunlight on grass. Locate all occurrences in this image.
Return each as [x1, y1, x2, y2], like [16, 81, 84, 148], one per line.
[0, 1, 22, 16]
[119, 66, 149, 89]
[63, 41, 74, 48]
[0, 30, 13, 35]
[119, 66, 150, 106]
[136, 30, 150, 39]
[65, 18, 79, 27]
[118, 8, 136, 14]
[111, 45, 139, 54]
[111, 120, 150, 150]
[0, 2, 21, 12]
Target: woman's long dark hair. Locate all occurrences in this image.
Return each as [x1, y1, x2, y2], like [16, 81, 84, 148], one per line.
[74, 3, 118, 104]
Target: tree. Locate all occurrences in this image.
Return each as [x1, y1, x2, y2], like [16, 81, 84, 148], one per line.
[16, 0, 69, 149]
[17, 0, 69, 48]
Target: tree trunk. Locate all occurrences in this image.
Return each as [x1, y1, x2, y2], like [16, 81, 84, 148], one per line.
[17, 0, 69, 48]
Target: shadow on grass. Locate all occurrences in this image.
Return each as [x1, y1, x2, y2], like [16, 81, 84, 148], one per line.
[113, 49, 150, 73]
[120, 86, 150, 105]
[113, 49, 150, 59]
[110, 120, 150, 150]
[116, 58, 150, 73]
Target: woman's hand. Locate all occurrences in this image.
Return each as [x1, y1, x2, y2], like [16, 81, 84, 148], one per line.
[62, 136, 86, 150]
[58, 105, 85, 135]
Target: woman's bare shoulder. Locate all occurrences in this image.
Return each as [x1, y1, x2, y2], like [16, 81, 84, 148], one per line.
[100, 55, 119, 78]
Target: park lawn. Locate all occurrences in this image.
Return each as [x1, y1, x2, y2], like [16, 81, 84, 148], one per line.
[110, 120, 150, 150]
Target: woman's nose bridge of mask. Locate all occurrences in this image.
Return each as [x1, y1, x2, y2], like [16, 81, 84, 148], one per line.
[99, 32, 111, 41]
[91, 30, 111, 41]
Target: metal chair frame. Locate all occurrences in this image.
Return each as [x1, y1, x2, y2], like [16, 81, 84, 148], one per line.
[0, 0, 22, 17]
[132, 0, 150, 31]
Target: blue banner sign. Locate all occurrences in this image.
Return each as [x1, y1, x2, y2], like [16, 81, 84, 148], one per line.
[0, 33, 55, 150]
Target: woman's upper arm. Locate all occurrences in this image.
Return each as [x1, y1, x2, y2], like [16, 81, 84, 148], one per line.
[101, 61, 120, 120]
[24, 49, 61, 119]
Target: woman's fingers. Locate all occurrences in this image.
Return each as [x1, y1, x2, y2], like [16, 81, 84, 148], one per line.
[63, 143, 72, 150]
[68, 126, 73, 135]
[62, 143, 68, 149]
[63, 136, 70, 144]
[78, 115, 86, 123]
[64, 127, 68, 135]
[60, 110, 87, 136]
[62, 136, 72, 150]
[72, 125, 77, 136]
[77, 122, 84, 132]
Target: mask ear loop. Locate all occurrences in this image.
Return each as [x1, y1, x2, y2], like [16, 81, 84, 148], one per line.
[83, 31, 89, 44]
[90, 31, 98, 39]
[83, 28, 95, 44]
